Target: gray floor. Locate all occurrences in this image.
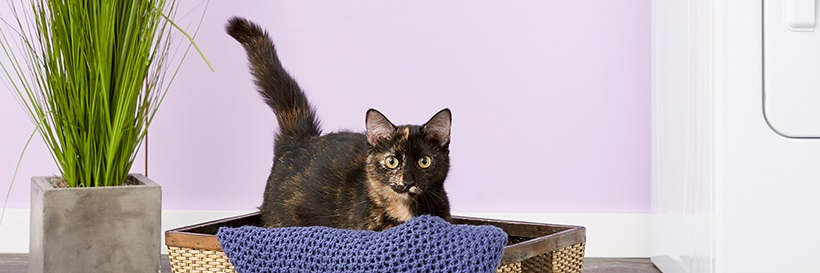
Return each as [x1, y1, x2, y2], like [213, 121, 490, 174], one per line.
[583, 258, 662, 273]
[0, 254, 660, 273]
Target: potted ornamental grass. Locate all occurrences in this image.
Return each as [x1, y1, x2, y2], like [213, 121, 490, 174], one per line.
[0, 0, 211, 272]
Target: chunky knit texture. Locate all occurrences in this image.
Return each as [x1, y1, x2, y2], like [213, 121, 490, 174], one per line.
[216, 215, 507, 273]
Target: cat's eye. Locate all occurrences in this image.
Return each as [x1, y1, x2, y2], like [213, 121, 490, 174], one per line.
[418, 156, 432, 168]
[384, 156, 400, 169]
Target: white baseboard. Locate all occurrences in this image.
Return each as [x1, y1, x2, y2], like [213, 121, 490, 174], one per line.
[0, 209, 255, 255]
[0, 209, 649, 257]
[0, 209, 28, 254]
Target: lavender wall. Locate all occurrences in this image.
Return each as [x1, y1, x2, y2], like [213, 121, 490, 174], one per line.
[0, 1, 649, 213]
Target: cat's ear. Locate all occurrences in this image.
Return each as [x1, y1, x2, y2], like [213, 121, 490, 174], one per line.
[423, 109, 451, 146]
[366, 109, 396, 146]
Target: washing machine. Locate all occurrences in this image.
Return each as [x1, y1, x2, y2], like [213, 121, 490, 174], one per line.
[652, 0, 820, 272]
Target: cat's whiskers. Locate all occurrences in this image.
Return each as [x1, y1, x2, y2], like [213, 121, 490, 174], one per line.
[419, 189, 444, 207]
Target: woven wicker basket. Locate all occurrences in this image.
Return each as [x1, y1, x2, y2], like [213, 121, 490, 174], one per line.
[165, 212, 585, 273]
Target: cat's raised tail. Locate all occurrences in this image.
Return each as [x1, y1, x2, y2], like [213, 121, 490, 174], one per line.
[226, 17, 322, 148]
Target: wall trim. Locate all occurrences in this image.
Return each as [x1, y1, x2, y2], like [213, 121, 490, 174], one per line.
[0, 209, 649, 257]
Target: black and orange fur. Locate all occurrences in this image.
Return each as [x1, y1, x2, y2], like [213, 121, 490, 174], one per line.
[226, 17, 451, 230]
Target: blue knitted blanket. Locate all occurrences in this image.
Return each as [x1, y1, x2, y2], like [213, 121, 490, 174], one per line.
[216, 215, 507, 273]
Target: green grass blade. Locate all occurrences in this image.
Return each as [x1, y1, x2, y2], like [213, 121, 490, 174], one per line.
[0, 125, 39, 227]
[2, 0, 210, 188]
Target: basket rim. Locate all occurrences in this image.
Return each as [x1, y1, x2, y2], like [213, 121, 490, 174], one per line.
[165, 212, 586, 265]
[449, 215, 586, 264]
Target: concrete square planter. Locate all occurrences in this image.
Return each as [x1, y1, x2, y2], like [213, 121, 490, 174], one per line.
[29, 173, 161, 273]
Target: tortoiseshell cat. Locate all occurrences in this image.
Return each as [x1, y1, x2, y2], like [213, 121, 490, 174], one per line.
[226, 17, 452, 231]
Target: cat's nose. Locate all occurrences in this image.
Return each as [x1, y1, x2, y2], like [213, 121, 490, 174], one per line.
[404, 180, 415, 188]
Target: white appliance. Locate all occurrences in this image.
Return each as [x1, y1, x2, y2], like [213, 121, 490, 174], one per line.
[652, 0, 820, 272]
